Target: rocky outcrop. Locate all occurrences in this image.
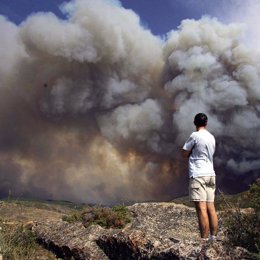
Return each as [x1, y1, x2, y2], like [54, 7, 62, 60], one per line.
[33, 220, 109, 260]
[32, 202, 250, 259]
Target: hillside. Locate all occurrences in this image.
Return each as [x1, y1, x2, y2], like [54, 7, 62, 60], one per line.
[0, 199, 83, 260]
[0, 199, 251, 259]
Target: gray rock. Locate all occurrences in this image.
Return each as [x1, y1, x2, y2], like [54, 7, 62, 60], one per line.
[32, 202, 251, 259]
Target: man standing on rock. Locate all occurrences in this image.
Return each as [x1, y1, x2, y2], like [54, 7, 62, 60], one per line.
[182, 113, 218, 241]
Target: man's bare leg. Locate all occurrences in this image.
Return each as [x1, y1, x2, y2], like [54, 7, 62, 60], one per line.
[206, 202, 218, 236]
[194, 201, 209, 238]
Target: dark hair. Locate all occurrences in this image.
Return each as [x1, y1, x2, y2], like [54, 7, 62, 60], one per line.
[194, 113, 208, 127]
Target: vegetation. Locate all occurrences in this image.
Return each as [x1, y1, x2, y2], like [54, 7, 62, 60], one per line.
[3, 197, 85, 212]
[222, 178, 260, 257]
[62, 205, 131, 229]
[0, 201, 130, 259]
[0, 199, 77, 259]
[0, 220, 55, 260]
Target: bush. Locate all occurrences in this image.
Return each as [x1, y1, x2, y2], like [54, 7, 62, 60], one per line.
[62, 205, 131, 229]
[224, 178, 260, 255]
[248, 178, 260, 211]
[62, 212, 82, 223]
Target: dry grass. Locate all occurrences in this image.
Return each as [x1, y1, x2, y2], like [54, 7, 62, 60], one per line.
[0, 220, 56, 260]
[0, 199, 83, 260]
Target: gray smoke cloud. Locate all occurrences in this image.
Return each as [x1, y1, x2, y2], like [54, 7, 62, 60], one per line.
[0, 0, 259, 204]
[163, 17, 260, 188]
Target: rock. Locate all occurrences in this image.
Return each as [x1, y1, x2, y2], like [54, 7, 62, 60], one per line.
[23, 220, 35, 230]
[32, 202, 251, 259]
[33, 220, 110, 260]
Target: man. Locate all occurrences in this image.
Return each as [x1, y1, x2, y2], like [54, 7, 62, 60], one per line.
[182, 113, 218, 241]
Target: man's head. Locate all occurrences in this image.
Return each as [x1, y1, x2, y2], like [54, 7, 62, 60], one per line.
[194, 113, 208, 127]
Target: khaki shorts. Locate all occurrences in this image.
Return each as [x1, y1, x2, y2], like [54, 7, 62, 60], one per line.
[189, 176, 216, 202]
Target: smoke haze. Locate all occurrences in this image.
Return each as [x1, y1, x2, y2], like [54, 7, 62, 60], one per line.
[0, 0, 259, 204]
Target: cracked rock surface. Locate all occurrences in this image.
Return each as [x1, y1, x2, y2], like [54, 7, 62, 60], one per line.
[32, 202, 250, 259]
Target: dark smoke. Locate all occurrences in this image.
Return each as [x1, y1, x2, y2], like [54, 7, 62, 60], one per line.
[0, 0, 259, 204]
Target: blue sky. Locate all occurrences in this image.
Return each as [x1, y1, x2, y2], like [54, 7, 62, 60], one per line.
[0, 0, 234, 36]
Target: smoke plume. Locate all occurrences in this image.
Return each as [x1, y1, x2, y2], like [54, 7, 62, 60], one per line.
[0, 0, 259, 204]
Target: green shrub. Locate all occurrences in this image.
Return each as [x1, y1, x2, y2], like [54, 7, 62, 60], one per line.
[248, 178, 260, 212]
[62, 205, 131, 229]
[224, 178, 260, 255]
[112, 205, 131, 225]
[62, 212, 83, 223]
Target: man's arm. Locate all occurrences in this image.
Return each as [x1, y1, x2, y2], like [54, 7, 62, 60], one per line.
[182, 135, 195, 158]
[181, 148, 191, 158]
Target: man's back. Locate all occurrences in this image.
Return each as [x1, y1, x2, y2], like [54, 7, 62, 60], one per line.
[183, 129, 215, 178]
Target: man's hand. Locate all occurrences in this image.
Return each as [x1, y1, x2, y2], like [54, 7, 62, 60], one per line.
[181, 149, 191, 158]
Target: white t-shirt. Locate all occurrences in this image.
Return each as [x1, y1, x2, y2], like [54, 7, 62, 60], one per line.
[183, 129, 215, 178]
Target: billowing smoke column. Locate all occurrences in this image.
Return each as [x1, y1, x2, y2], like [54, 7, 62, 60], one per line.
[163, 17, 260, 189]
[0, 0, 259, 204]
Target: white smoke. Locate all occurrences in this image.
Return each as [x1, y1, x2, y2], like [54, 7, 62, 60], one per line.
[163, 17, 260, 183]
[98, 99, 163, 153]
[0, 0, 259, 203]
[219, 0, 260, 50]
[0, 16, 25, 86]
